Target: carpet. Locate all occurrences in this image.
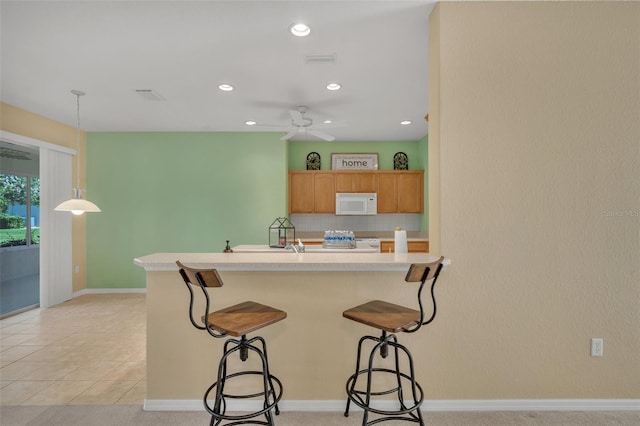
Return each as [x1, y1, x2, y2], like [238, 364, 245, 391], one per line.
[1, 406, 639, 426]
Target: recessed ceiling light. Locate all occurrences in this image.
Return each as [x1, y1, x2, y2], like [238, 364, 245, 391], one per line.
[245, 120, 257, 126]
[290, 23, 311, 37]
[401, 120, 412, 125]
[326, 83, 341, 91]
[323, 120, 333, 124]
[218, 84, 234, 92]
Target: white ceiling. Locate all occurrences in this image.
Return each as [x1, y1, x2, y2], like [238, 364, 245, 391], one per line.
[1, 0, 434, 142]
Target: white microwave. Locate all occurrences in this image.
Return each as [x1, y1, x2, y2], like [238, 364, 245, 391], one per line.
[336, 193, 377, 215]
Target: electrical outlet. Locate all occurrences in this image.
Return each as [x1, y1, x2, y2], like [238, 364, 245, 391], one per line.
[74, 265, 80, 273]
[591, 338, 603, 357]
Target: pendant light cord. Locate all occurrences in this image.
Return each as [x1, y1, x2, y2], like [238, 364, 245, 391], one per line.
[75, 92, 81, 190]
[71, 89, 85, 195]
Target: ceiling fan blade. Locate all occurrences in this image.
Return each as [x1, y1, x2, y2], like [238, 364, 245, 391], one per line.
[280, 130, 298, 141]
[289, 109, 305, 125]
[308, 129, 335, 141]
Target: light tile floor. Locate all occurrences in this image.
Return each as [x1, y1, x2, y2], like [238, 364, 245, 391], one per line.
[0, 294, 146, 406]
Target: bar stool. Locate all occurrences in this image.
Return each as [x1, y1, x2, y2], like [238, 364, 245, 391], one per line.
[343, 257, 446, 426]
[176, 261, 286, 426]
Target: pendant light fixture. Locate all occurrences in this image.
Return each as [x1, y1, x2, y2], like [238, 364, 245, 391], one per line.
[54, 90, 101, 215]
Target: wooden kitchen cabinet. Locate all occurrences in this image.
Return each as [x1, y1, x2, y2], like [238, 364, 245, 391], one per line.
[398, 172, 423, 213]
[289, 170, 423, 214]
[313, 172, 335, 213]
[288, 171, 335, 213]
[289, 172, 313, 213]
[335, 172, 378, 193]
[377, 171, 423, 213]
[377, 173, 398, 213]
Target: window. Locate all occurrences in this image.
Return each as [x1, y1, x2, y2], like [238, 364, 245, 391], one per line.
[0, 174, 40, 247]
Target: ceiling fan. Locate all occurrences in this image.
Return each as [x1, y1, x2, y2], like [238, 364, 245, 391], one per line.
[261, 106, 345, 141]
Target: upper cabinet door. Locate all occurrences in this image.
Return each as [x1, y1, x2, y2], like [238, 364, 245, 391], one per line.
[314, 173, 336, 213]
[356, 172, 378, 193]
[335, 172, 357, 192]
[377, 173, 398, 213]
[289, 172, 314, 213]
[335, 172, 378, 193]
[398, 172, 424, 213]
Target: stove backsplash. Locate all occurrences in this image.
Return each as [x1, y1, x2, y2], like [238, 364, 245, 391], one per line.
[290, 214, 420, 232]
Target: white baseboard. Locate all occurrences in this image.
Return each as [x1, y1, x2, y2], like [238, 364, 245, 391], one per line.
[143, 399, 640, 412]
[73, 288, 146, 297]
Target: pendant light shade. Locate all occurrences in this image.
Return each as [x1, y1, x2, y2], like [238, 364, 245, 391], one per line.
[54, 90, 101, 215]
[54, 189, 101, 215]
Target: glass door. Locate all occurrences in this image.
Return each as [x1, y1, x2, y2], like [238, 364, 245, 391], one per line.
[1, 142, 40, 318]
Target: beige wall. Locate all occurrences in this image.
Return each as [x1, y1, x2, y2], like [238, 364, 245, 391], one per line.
[429, 2, 639, 398]
[1, 102, 88, 292]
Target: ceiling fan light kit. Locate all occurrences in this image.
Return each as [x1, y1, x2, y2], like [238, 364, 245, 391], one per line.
[275, 106, 338, 141]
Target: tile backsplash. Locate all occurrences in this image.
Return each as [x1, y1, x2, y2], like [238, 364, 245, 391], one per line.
[290, 214, 420, 232]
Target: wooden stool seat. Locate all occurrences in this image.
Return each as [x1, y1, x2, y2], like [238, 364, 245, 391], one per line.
[343, 300, 420, 333]
[203, 301, 287, 337]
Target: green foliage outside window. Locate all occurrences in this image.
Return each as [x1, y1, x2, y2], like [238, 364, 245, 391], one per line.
[0, 174, 40, 247]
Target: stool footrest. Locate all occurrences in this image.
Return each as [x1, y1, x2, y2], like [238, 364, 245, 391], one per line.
[204, 370, 283, 424]
[345, 367, 424, 416]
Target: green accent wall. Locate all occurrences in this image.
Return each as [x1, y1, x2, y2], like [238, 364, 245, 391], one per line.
[86, 132, 427, 289]
[86, 132, 287, 289]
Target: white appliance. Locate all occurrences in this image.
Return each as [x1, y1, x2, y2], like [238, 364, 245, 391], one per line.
[336, 193, 377, 215]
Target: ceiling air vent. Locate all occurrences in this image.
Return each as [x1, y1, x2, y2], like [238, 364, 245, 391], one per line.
[305, 54, 336, 65]
[135, 89, 165, 101]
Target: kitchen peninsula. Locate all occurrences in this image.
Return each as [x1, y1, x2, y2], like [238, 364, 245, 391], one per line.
[134, 251, 443, 411]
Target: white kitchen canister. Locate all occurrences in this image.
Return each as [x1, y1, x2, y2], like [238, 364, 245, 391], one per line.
[394, 227, 408, 254]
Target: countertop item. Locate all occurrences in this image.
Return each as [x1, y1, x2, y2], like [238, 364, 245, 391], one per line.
[394, 227, 408, 254]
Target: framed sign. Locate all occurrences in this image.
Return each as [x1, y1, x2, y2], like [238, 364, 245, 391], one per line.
[331, 153, 379, 170]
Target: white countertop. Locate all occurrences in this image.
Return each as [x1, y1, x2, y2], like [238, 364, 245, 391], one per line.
[133, 251, 440, 272]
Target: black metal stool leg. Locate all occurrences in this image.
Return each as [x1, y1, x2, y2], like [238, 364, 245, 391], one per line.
[345, 334, 375, 417]
[209, 338, 237, 425]
[254, 336, 281, 417]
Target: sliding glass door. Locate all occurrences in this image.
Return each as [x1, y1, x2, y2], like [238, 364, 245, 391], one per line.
[1, 142, 40, 317]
